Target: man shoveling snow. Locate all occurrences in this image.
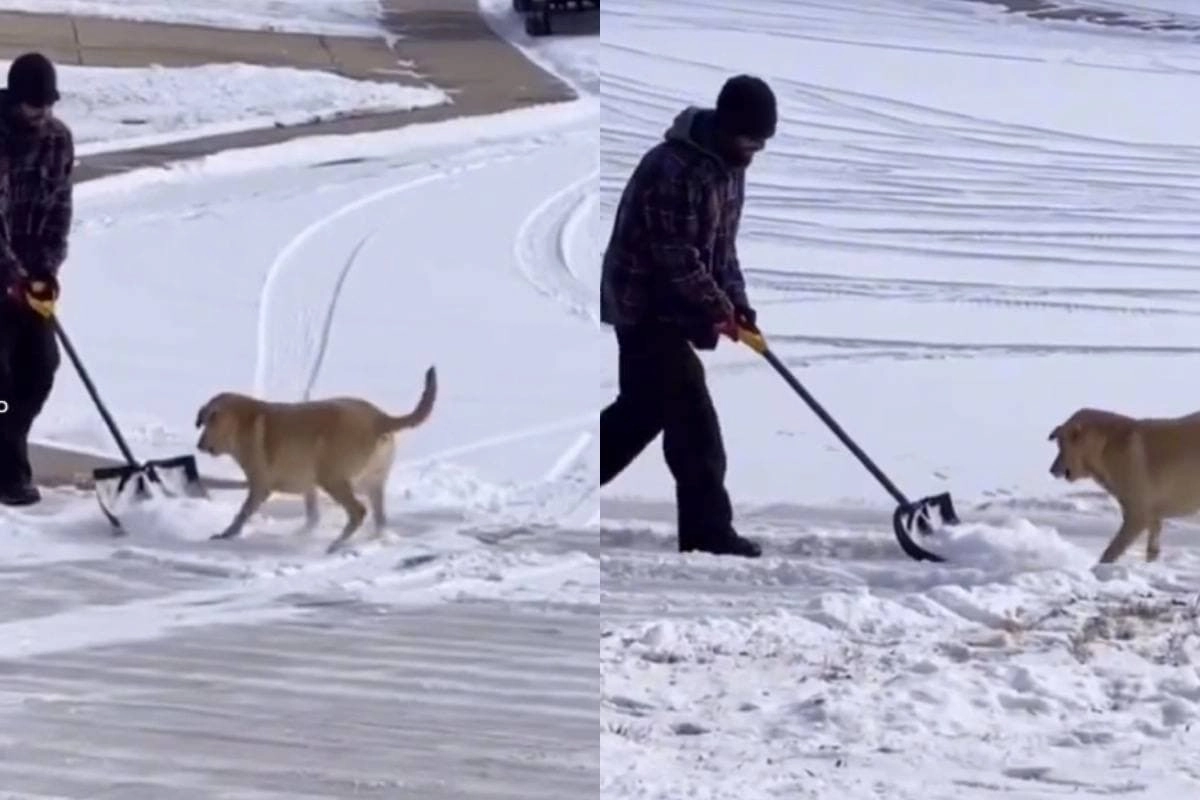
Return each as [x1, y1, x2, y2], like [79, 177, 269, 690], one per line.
[0, 52, 74, 507]
[599, 74, 777, 558]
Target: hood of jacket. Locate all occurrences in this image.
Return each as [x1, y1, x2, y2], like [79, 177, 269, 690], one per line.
[662, 105, 729, 169]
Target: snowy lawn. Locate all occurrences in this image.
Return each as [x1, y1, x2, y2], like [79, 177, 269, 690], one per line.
[601, 0, 1200, 797]
[9, 60, 449, 156]
[0, 0, 386, 37]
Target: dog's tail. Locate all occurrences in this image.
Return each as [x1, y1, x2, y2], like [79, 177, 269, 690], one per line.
[382, 365, 437, 432]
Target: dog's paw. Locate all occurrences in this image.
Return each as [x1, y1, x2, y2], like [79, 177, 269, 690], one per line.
[210, 531, 237, 541]
[325, 538, 358, 556]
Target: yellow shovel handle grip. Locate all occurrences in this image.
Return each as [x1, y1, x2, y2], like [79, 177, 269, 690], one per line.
[26, 292, 55, 319]
[22, 279, 57, 319]
[737, 327, 768, 355]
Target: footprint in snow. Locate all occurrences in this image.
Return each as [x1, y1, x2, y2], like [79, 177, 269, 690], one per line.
[671, 721, 709, 736]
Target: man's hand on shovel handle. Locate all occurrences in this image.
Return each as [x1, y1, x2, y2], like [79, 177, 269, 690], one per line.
[716, 303, 760, 343]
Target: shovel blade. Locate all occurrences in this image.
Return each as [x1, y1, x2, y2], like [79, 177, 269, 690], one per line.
[903, 492, 960, 535]
[144, 455, 208, 499]
[92, 464, 149, 533]
[890, 492, 957, 563]
[91, 454, 208, 532]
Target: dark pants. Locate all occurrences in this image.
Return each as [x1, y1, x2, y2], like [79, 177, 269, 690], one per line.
[0, 305, 59, 488]
[600, 323, 734, 547]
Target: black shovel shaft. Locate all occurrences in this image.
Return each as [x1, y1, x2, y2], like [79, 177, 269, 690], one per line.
[760, 347, 911, 507]
[51, 317, 140, 468]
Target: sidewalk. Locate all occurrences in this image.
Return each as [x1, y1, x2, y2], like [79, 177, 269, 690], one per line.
[6, 0, 579, 484]
[0, 0, 576, 182]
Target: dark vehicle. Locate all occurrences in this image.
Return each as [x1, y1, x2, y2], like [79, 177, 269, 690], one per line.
[513, 0, 600, 36]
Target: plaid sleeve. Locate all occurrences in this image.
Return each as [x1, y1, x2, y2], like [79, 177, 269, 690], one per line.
[719, 170, 749, 309]
[722, 211, 749, 310]
[641, 171, 733, 324]
[0, 218, 18, 279]
[37, 125, 74, 276]
[0, 160, 18, 278]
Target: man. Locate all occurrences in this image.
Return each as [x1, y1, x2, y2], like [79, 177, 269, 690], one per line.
[600, 74, 776, 558]
[0, 52, 73, 506]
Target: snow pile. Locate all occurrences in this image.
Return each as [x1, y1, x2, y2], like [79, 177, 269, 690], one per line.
[602, 519, 1200, 797]
[30, 61, 448, 156]
[929, 516, 1095, 572]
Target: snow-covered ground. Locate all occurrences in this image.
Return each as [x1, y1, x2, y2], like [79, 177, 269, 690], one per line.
[3, 3, 451, 156]
[0, 0, 386, 37]
[0, 5, 600, 797]
[600, 1, 1200, 797]
[32, 61, 449, 156]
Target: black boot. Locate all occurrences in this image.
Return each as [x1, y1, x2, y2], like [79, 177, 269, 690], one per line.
[0, 481, 41, 507]
[680, 530, 762, 558]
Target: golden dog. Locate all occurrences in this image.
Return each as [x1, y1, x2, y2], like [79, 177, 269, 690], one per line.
[195, 366, 436, 553]
[1048, 406, 1200, 564]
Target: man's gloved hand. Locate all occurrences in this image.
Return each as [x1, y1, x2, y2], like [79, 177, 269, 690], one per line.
[733, 303, 758, 333]
[715, 303, 759, 343]
[715, 313, 740, 343]
[6, 271, 59, 317]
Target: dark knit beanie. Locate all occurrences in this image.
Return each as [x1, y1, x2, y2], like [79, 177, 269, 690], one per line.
[714, 74, 776, 140]
[7, 52, 60, 107]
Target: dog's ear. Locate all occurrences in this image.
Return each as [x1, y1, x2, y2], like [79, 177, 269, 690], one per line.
[195, 395, 221, 429]
[1047, 424, 1060, 442]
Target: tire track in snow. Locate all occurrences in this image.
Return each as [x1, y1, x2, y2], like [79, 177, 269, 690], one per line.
[252, 134, 598, 456]
[560, 176, 599, 292]
[395, 411, 595, 470]
[512, 164, 601, 322]
[253, 148, 522, 401]
[747, 269, 1200, 318]
[298, 230, 376, 401]
[602, 4, 1200, 366]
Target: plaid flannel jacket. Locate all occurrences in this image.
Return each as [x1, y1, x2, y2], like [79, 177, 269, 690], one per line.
[0, 96, 74, 282]
[600, 106, 748, 331]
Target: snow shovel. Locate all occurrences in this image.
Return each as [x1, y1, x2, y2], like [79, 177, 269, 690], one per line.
[21, 279, 206, 531]
[735, 327, 952, 563]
